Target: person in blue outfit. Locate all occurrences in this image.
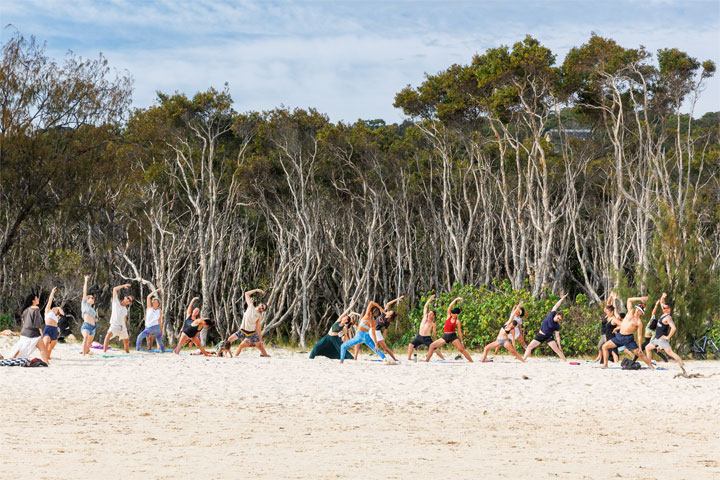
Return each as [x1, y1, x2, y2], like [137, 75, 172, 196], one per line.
[523, 294, 569, 362]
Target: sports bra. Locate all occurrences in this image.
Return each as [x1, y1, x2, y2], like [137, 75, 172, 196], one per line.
[184, 323, 201, 337]
[503, 315, 522, 333]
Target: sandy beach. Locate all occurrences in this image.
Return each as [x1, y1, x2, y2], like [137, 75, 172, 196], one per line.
[1, 339, 719, 480]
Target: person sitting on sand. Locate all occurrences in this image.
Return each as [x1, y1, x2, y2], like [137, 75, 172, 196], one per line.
[407, 295, 444, 361]
[9, 292, 50, 364]
[645, 293, 685, 373]
[340, 300, 393, 364]
[80, 275, 98, 356]
[226, 288, 270, 357]
[371, 296, 404, 362]
[103, 283, 133, 353]
[310, 304, 355, 360]
[174, 317, 215, 355]
[595, 292, 620, 363]
[425, 297, 473, 363]
[480, 301, 526, 363]
[136, 287, 165, 352]
[601, 295, 654, 369]
[42, 287, 64, 360]
[523, 294, 569, 362]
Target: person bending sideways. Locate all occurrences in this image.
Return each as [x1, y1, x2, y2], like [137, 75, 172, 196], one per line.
[136, 287, 165, 352]
[425, 297, 473, 363]
[103, 283, 133, 353]
[372, 296, 404, 362]
[340, 301, 392, 364]
[42, 287, 64, 360]
[645, 293, 685, 373]
[407, 295, 444, 361]
[481, 301, 526, 363]
[595, 292, 620, 363]
[227, 288, 270, 357]
[633, 295, 668, 363]
[309, 304, 355, 360]
[80, 275, 99, 356]
[523, 294, 569, 362]
[174, 318, 215, 355]
[9, 292, 50, 364]
[601, 296, 654, 369]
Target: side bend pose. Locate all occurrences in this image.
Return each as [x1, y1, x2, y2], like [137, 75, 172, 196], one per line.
[42, 287, 64, 360]
[480, 301, 526, 363]
[340, 301, 391, 364]
[601, 296, 654, 369]
[425, 297, 473, 363]
[103, 283, 133, 353]
[227, 288, 270, 357]
[523, 294, 569, 362]
[80, 275, 99, 356]
[372, 296, 404, 362]
[136, 287, 165, 352]
[407, 295, 444, 360]
[309, 304, 355, 360]
[634, 295, 669, 363]
[9, 292, 50, 364]
[595, 292, 620, 363]
[645, 293, 685, 373]
[174, 317, 215, 355]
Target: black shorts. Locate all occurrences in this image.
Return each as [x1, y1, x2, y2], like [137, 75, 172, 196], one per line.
[410, 335, 433, 348]
[442, 332, 458, 344]
[533, 331, 554, 344]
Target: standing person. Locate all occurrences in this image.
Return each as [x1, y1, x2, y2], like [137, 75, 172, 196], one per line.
[136, 287, 165, 352]
[601, 296, 654, 369]
[340, 300, 391, 364]
[80, 275, 98, 356]
[645, 293, 685, 373]
[173, 317, 215, 355]
[372, 296, 404, 362]
[633, 295, 668, 363]
[309, 305, 355, 360]
[407, 295, 444, 361]
[425, 297, 473, 363]
[226, 288, 270, 357]
[103, 283, 133, 353]
[8, 293, 50, 364]
[523, 294, 569, 362]
[42, 287, 64, 360]
[595, 292, 620, 363]
[480, 302, 526, 363]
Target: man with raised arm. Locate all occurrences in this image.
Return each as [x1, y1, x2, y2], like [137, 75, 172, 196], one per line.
[425, 297, 473, 362]
[601, 295, 654, 369]
[103, 283, 133, 353]
[227, 288, 270, 357]
[645, 293, 685, 373]
[523, 294, 569, 362]
[407, 294, 444, 361]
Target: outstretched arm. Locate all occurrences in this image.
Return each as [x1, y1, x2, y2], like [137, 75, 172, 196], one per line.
[385, 296, 405, 311]
[186, 297, 199, 316]
[113, 283, 131, 300]
[551, 294, 568, 312]
[364, 301, 384, 319]
[605, 291, 616, 307]
[659, 292, 669, 310]
[508, 302, 523, 324]
[626, 296, 648, 313]
[83, 276, 90, 302]
[45, 287, 57, 314]
[650, 296, 662, 318]
[147, 287, 162, 308]
[245, 288, 264, 307]
[447, 297, 463, 317]
[423, 295, 436, 318]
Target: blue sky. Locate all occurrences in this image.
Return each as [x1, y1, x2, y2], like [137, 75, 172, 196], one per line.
[2, 0, 718, 122]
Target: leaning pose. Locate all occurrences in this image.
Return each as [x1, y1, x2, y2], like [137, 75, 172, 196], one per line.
[227, 288, 270, 357]
[480, 302, 526, 363]
[371, 296, 403, 362]
[309, 305, 355, 360]
[595, 292, 620, 363]
[633, 296, 669, 363]
[523, 294, 569, 362]
[425, 297, 473, 362]
[103, 283, 133, 353]
[80, 275, 98, 356]
[601, 296, 654, 369]
[340, 301, 391, 364]
[407, 295, 444, 360]
[9, 292, 50, 364]
[136, 287, 165, 352]
[645, 293, 685, 373]
[42, 287, 64, 360]
[174, 317, 215, 355]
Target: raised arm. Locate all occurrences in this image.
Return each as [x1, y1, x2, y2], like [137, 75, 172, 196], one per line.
[659, 292, 668, 310]
[447, 297, 463, 317]
[423, 295, 436, 318]
[650, 295, 662, 318]
[186, 297, 199, 316]
[245, 288, 264, 307]
[113, 283, 131, 300]
[385, 296, 405, 311]
[626, 296, 648, 313]
[364, 301, 384, 319]
[83, 275, 89, 301]
[147, 287, 163, 308]
[605, 291, 616, 307]
[551, 294, 568, 312]
[45, 287, 57, 314]
[508, 301, 523, 324]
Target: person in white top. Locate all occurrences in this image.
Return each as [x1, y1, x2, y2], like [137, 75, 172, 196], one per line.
[103, 283, 133, 353]
[42, 286, 65, 360]
[136, 287, 164, 352]
[226, 288, 270, 357]
[80, 275, 99, 356]
[480, 302, 526, 363]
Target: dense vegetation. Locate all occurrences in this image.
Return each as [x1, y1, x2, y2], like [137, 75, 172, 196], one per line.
[1, 32, 718, 349]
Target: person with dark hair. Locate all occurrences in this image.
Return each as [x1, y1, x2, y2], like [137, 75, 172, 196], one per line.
[309, 304, 355, 360]
[633, 295, 668, 363]
[480, 301, 526, 362]
[80, 275, 98, 356]
[407, 295, 444, 360]
[601, 295, 654, 369]
[173, 318, 215, 355]
[595, 292, 620, 363]
[425, 297, 473, 362]
[136, 287, 165, 352]
[340, 300, 392, 364]
[523, 294, 569, 362]
[645, 293, 685, 373]
[8, 292, 50, 364]
[103, 283, 133, 353]
[42, 287, 65, 360]
[227, 288, 270, 357]
[57, 312, 75, 342]
[371, 296, 404, 362]
[185, 296, 201, 330]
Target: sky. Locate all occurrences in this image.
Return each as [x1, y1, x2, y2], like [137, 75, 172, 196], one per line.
[2, 0, 719, 123]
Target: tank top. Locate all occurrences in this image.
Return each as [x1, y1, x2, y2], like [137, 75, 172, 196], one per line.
[655, 314, 671, 338]
[241, 307, 261, 332]
[330, 320, 343, 333]
[145, 307, 161, 328]
[444, 316, 457, 333]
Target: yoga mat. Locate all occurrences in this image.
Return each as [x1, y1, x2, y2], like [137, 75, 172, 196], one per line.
[99, 354, 141, 358]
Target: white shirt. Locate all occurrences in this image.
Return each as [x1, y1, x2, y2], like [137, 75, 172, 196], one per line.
[45, 311, 58, 324]
[145, 307, 161, 328]
[241, 307, 261, 332]
[110, 297, 128, 328]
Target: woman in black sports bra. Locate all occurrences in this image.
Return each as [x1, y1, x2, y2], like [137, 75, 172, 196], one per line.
[173, 318, 215, 355]
[480, 302, 526, 363]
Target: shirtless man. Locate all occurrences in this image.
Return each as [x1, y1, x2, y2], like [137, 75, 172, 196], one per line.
[645, 293, 685, 373]
[523, 294, 569, 362]
[407, 295, 444, 360]
[601, 295, 654, 369]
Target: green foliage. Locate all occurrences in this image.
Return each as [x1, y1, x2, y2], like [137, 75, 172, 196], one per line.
[0, 314, 14, 330]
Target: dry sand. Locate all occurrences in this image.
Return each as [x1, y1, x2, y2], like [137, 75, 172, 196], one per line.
[1, 338, 719, 480]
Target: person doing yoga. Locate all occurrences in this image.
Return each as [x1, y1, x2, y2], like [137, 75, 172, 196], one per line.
[136, 287, 165, 352]
[309, 304, 355, 360]
[80, 275, 98, 356]
[645, 293, 685, 373]
[340, 300, 392, 364]
[227, 288, 270, 357]
[425, 297, 473, 362]
[372, 296, 404, 362]
[480, 301, 526, 362]
[103, 283, 133, 353]
[407, 295, 444, 360]
[174, 317, 215, 355]
[523, 294, 569, 362]
[601, 295, 654, 369]
[42, 287, 64, 360]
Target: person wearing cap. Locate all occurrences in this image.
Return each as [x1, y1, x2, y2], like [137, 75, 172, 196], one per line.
[480, 301, 526, 362]
[425, 297, 473, 362]
[601, 295, 654, 369]
[523, 294, 569, 362]
[645, 293, 686, 373]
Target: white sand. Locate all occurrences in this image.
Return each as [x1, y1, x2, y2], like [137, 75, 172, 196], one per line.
[1, 338, 719, 480]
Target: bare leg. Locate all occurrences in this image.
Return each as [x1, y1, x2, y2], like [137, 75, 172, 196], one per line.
[377, 340, 397, 361]
[103, 331, 114, 352]
[46, 339, 58, 360]
[35, 336, 50, 364]
[452, 339, 473, 363]
[633, 348, 654, 369]
[645, 343, 656, 362]
[425, 339, 446, 362]
[547, 341, 566, 362]
[235, 340, 251, 356]
[173, 334, 190, 354]
[663, 347, 685, 373]
[123, 339, 130, 353]
[503, 342, 525, 362]
[256, 342, 271, 357]
[481, 340, 501, 362]
[407, 343, 415, 360]
[601, 340, 617, 368]
[523, 339, 541, 361]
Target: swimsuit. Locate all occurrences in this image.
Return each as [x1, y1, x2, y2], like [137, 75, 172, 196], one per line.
[183, 323, 201, 338]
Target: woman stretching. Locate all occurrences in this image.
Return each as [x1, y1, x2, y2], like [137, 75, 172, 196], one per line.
[309, 305, 355, 360]
[173, 317, 215, 356]
[371, 296, 404, 362]
[136, 287, 164, 352]
[426, 297, 473, 362]
[80, 275, 99, 356]
[480, 302, 526, 362]
[340, 301, 392, 364]
[42, 287, 64, 361]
